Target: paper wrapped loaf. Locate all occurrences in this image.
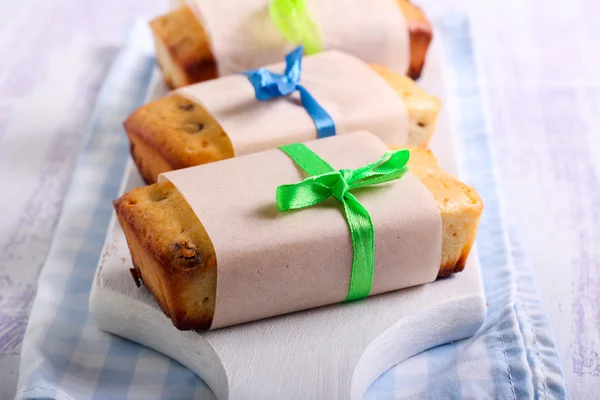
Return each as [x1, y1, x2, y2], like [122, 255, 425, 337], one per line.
[125, 51, 440, 184]
[151, 0, 432, 89]
[114, 133, 482, 331]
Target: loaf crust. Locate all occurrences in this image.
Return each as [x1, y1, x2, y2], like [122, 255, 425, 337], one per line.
[150, 1, 432, 89]
[396, 0, 433, 79]
[114, 146, 483, 330]
[125, 66, 440, 184]
[150, 6, 217, 89]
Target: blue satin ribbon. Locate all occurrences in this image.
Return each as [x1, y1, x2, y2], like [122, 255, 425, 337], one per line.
[241, 46, 336, 139]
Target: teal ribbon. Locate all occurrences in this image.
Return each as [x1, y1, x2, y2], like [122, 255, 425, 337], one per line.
[276, 143, 410, 301]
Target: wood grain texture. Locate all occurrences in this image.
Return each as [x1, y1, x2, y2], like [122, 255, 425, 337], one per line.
[1, 0, 598, 398]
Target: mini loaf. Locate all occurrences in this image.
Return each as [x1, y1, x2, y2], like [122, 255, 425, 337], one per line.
[150, 1, 433, 89]
[114, 146, 483, 330]
[125, 66, 441, 184]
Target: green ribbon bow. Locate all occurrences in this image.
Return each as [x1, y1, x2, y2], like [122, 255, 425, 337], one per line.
[268, 0, 324, 55]
[276, 143, 411, 301]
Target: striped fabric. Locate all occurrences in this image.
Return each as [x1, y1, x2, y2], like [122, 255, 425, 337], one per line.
[15, 16, 566, 400]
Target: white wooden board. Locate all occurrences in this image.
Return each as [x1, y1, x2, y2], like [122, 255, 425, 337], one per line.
[90, 36, 486, 400]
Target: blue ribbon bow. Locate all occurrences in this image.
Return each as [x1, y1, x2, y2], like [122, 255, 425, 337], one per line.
[242, 46, 336, 138]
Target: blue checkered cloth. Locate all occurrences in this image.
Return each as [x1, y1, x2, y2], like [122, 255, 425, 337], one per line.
[15, 15, 567, 400]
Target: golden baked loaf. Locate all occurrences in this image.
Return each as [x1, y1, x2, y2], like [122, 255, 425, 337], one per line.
[150, 1, 433, 89]
[114, 146, 483, 330]
[125, 66, 441, 184]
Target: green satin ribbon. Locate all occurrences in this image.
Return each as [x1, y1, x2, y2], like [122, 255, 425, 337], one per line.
[276, 143, 410, 301]
[268, 0, 324, 55]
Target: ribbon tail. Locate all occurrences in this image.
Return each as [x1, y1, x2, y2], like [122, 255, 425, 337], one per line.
[342, 193, 375, 301]
[297, 85, 336, 139]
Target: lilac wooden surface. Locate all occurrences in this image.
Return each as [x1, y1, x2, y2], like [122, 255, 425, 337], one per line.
[0, 1, 165, 398]
[454, 1, 600, 398]
[0, 0, 598, 398]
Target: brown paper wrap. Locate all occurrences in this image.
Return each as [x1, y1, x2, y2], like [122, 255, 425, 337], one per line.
[177, 50, 408, 156]
[160, 131, 441, 329]
[177, 0, 409, 76]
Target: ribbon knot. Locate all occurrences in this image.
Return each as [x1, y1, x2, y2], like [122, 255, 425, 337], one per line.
[242, 46, 336, 139]
[276, 143, 410, 301]
[330, 172, 350, 202]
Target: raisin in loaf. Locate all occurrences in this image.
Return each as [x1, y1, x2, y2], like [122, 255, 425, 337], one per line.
[125, 66, 441, 184]
[151, 0, 433, 89]
[113, 146, 483, 330]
